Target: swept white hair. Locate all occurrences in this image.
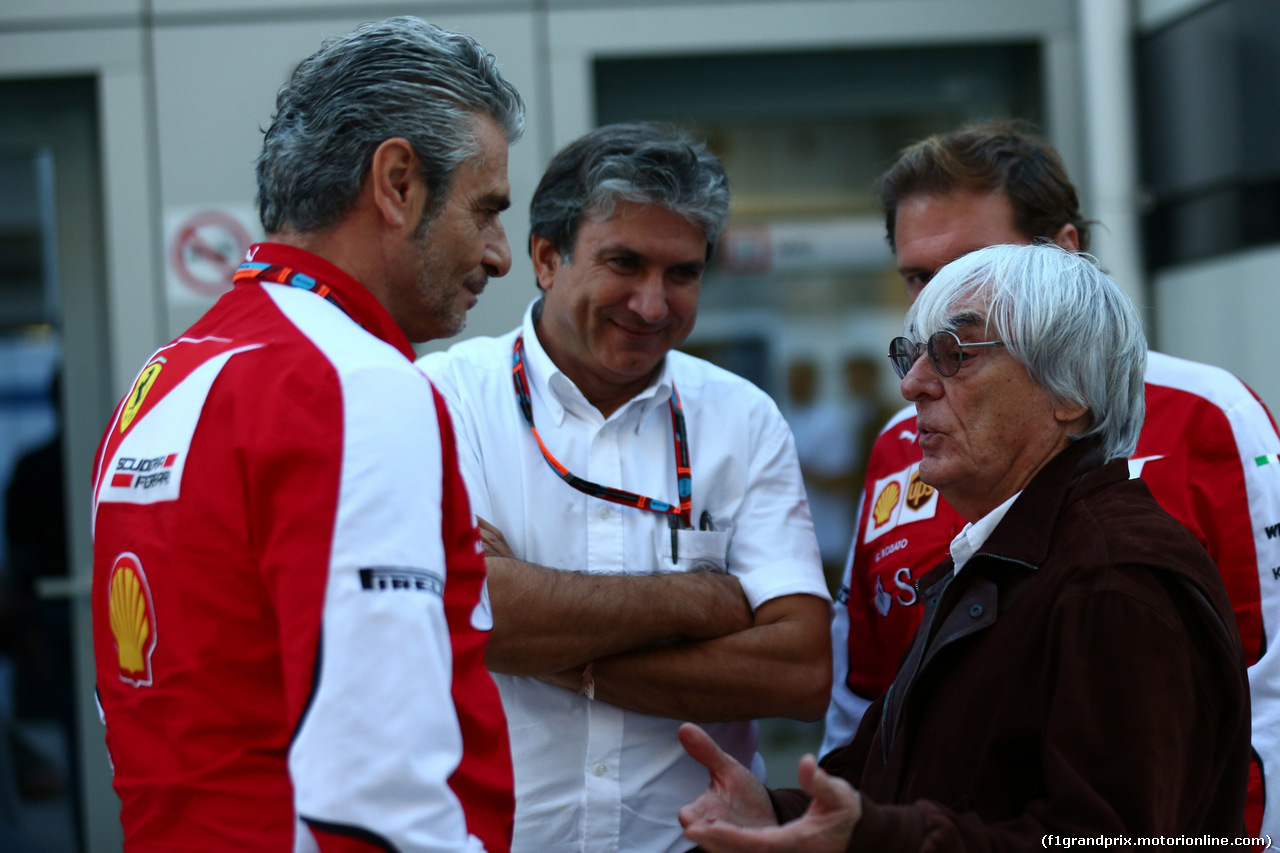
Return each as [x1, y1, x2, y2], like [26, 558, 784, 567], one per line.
[905, 242, 1147, 461]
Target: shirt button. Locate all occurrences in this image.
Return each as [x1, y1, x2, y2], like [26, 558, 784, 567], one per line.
[969, 604, 984, 618]
[594, 764, 608, 777]
[599, 506, 611, 520]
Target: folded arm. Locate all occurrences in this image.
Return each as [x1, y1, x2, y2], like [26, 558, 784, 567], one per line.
[554, 592, 832, 722]
[483, 554, 753, 676]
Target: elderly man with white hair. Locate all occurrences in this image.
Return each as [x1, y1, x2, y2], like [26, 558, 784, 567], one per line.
[676, 242, 1250, 852]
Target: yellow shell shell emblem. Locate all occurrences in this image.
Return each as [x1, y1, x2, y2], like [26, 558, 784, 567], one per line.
[873, 481, 901, 526]
[120, 360, 165, 434]
[108, 553, 157, 687]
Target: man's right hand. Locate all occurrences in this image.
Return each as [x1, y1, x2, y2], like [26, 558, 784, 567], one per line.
[678, 722, 863, 853]
[677, 722, 777, 832]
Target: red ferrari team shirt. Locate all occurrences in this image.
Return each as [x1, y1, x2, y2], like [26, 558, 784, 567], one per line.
[91, 243, 513, 852]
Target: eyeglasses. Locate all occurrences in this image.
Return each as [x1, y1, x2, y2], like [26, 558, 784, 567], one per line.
[888, 330, 1006, 380]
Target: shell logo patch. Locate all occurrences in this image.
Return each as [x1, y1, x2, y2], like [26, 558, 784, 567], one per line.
[864, 461, 939, 543]
[905, 470, 935, 511]
[873, 481, 901, 526]
[120, 359, 165, 434]
[108, 553, 158, 687]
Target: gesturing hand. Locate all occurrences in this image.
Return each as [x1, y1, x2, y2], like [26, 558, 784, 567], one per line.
[677, 723, 777, 835]
[679, 723, 862, 853]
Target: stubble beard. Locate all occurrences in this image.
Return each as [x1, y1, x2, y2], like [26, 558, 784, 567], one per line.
[412, 224, 472, 341]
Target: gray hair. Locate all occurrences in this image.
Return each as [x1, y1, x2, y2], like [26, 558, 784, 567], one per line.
[257, 16, 524, 234]
[905, 242, 1147, 461]
[529, 122, 730, 269]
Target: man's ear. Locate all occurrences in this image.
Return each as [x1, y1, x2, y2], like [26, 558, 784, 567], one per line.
[1051, 222, 1080, 253]
[1054, 398, 1091, 431]
[529, 234, 563, 291]
[369, 137, 427, 233]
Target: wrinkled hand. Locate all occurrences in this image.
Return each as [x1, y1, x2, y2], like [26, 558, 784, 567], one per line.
[680, 722, 861, 853]
[477, 517, 513, 559]
[678, 723, 777, 836]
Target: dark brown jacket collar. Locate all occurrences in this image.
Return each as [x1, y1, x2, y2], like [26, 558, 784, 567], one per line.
[915, 436, 1112, 598]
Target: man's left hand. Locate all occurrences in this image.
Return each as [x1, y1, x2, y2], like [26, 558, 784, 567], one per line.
[477, 517, 514, 558]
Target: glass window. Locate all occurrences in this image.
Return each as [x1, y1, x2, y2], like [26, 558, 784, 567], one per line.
[1139, 0, 1280, 267]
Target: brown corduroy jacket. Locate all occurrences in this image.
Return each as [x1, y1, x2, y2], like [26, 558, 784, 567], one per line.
[773, 438, 1250, 851]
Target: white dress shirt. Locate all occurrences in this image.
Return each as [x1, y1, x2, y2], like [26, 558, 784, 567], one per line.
[950, 490, 1022, 574]
[419, 300, 830, 853]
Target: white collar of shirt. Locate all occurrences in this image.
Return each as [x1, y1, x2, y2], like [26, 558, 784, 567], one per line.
[950, 490, 1022, 575]
[521, 298, 675, 428]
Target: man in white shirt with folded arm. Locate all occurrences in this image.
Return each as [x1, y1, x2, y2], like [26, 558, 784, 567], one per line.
[419, 122, 832, 853]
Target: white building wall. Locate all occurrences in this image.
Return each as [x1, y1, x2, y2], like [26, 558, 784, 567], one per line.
[0, 0, 139, 25]
[1154, 246, 1280, 410]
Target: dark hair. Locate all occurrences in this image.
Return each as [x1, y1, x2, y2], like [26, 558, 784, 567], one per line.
[878, 121, 1091, 253]
[257, 17, 524, 234]
[528, 122, 730, 270]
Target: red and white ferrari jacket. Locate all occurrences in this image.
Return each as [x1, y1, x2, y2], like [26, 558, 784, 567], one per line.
[91, 243, 513, 852]
[823, 350, 1280, 839]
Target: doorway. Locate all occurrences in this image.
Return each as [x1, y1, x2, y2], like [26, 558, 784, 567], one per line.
[0, 76, 115, 852]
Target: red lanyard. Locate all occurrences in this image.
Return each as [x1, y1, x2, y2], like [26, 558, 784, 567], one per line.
[512, 333, 692, 532]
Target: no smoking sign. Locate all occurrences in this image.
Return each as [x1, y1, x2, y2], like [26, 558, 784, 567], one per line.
[165, 206, 259, 302]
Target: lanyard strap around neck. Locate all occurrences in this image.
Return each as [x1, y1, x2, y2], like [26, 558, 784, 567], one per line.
[234, 261, 350, 318]
[512, 332, 692, 527]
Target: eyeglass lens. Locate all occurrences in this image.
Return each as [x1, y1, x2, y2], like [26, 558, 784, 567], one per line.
[887, 337, 919, 380]
[928, 331, 965, 377]
[887, 331, 968, 380]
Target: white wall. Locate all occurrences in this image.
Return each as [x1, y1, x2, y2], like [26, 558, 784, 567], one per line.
[0, 0, 139, 26]
[1153, 246, 1280, 410]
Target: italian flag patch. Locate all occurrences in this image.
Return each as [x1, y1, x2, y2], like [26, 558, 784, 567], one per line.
[1255, 454, 1280, 467]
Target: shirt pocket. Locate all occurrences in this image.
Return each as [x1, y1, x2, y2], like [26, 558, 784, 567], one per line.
[653, 527, 732, 574]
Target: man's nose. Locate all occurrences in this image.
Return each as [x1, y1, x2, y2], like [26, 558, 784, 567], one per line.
[483, 221, 513, 278]
[627, 273, 668, 323]
[900, 351, 941, 402]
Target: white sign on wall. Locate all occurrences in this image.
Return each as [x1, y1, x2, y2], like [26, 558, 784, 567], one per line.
[718, 217, 891, 274]
[164, 205, 261, 304]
